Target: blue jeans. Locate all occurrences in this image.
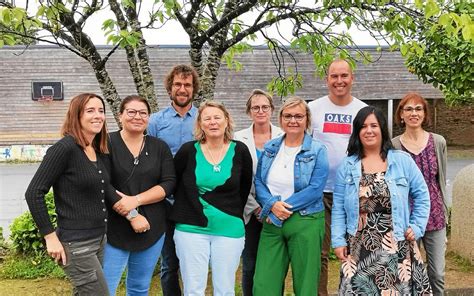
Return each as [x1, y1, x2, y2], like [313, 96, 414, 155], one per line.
[160, 220, 181, 296]
[242, 215, 263, 296]
[174, 230, 244, 296]
[103, 235, 165, 296]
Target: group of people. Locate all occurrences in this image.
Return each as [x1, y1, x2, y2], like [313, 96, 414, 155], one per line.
[25, 59, 447, 296]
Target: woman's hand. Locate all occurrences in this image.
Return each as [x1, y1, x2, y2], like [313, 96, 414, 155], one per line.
[113, 191, 139, 216]
[44, 232, 66, 265]
[404, 227, 416, 241]
[130, 214, 150, 233]
[334, 246, 348, 261]
[253, 207, 263, 222]
[270, 201, 293, 221]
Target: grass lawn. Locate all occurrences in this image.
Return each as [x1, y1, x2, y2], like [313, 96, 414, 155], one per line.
[1, 247, 474, 295]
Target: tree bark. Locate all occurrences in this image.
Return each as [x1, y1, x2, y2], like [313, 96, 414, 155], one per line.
[199, 48, 222, 102]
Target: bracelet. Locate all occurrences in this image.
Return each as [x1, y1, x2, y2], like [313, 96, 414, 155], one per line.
[136, 194, 142, 206]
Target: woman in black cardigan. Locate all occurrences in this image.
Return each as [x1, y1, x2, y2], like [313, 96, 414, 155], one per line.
[171, 100, 253, 296]
[102, 95, 176, 295]
[26, 93, 118, 295]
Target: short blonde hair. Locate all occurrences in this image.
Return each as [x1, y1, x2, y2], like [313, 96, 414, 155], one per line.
[245, 89, 275, 115]
[194, 100, 234, 143]
[278, 96, 312, 133]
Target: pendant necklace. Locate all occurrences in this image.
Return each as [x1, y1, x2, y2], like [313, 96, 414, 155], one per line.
[206, 143, 225, 173]
[283, 144, 300, 169]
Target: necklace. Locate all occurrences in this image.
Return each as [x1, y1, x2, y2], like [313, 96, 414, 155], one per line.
[282, 144, 300, 169]
[401, 131, 428, 154]
[205, 143, 225, 173]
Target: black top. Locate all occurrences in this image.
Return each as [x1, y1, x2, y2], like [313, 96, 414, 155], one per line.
[25, 135, 119, 242]
[170, 140, 253, 227]
[105, 132, 176, 251]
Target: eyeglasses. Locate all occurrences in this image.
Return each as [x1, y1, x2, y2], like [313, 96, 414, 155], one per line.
[125, 109, 149, 118]
[403, 106, 424, 113]
[281, 113, 306, 122]
[172, 82, 193, 89]
[250, 105, 271, 113]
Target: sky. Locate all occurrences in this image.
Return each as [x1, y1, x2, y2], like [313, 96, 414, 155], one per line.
[18, 1, 381, 47]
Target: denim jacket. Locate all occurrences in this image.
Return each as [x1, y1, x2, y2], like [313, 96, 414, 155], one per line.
[331, 149, 430, 248]
[255, 133, 329, 227]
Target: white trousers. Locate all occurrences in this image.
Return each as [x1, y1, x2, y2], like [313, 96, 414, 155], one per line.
[174, 230, 244, 296]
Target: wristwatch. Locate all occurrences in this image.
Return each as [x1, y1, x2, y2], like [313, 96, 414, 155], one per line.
[126, 208, 139, 220]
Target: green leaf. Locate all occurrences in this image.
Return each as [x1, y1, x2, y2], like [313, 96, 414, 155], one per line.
[425, 0, 440, 19]
[400, 43, 409, 56]
[36, 6, 46, 17]
[439, 14, 451, 26]
[4, 34, 16, 46]
[126, 35, 138, 47]
[119, 30, 128, 38]
[2, 9, 12, 25]
[343, 16, 352, 28]
[122, 0, 136, 9]
[462, 25, 474, 41]
[102, 19, 115, 31]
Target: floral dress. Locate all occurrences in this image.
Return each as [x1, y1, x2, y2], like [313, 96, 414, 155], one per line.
[338, 170, 432, 296]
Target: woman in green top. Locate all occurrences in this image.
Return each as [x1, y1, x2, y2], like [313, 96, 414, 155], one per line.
[171, 100, 253, 296]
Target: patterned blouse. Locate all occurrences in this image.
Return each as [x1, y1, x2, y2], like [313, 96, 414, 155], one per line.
[403, 133, 445, 231]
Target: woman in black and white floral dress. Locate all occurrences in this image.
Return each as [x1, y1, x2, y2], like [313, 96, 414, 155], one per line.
[332, 106, 432, 295]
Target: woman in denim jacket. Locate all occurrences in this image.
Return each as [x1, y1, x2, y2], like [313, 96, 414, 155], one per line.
[331, 106, 432, 295]
[253, 97, 329, 295]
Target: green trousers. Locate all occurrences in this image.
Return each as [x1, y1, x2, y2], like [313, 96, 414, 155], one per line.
[253, 211, 325, 296]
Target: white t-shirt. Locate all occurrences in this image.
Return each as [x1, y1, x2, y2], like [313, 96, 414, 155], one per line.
[267, 144, 301, 201]
[308, 95, 367, 192]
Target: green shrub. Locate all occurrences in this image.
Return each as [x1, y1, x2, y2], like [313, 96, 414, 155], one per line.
[9, 191, 56, 256]
[0, 191, 65, 279]
[0, 227, 8, 257]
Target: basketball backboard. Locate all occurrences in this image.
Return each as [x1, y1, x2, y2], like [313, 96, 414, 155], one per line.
[31, 81, 64, 101]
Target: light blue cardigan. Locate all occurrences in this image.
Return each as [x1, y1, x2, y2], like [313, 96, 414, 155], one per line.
[331, 149, 430, 248]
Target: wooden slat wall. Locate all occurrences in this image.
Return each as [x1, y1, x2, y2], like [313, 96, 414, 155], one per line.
[0, 46, 442, 145]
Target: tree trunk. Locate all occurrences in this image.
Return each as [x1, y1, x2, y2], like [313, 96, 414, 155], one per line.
[135, 39, 157, 112]
[199, 48, 222, 103]
[88, 55, 122, 125]
[109, 0, 158, 112]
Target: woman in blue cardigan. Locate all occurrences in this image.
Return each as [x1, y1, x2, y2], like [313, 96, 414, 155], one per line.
[332, 106, 432, 295]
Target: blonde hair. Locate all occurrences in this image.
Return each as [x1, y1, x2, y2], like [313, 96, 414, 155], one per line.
[278, 96, 312, 133]
[194, 100, 234, 143]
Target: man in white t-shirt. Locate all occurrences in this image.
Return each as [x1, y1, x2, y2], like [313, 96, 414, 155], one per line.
[308, 59, 366, 296]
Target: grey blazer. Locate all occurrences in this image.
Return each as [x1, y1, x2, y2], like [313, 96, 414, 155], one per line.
[392, 132, 448, 222]
[234, 123, 283, 224]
